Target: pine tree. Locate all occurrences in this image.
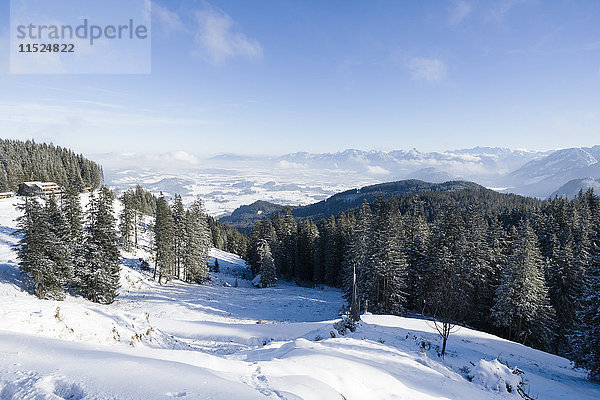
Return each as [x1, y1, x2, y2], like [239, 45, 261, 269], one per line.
[257, 239, 277, 288]
[154, 195, 176, 284]
[272, 208, 297, 279]
[171, 194, 186, 279]
[570, 195, 600, 381]
[491, 221, 554, 348]
[45, 197, 74, 293]
[322, 216, 340, 285]
[183, 199, 211, 283]
[296, 219, 319, 283]
[16, 198, 63, 299]
[248, 218, 276, 276]
[461, 206, 493, 328]
[547, 231, 579, 354]
[62, 187, 83, 243]
[404, 199, 430, 311]
[342, 200, 372, 315]
[77, 188, 121, 304]
[119, 190, 136, 252]
[367, 203, 408, 315]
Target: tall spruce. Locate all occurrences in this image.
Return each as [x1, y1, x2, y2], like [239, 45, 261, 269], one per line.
[171, 194, 186, 279]
[45, 197, 74, 294]
[296, 219, 319, 283]
[182, 199, 211, 282]
[153, 195, 176, 284]
[404, 200, 430, 311]
[366, 200, 408, 315]
[78, 188, 120, 304]
[342, 200, 372, 314]
[16, 198, 65, 299]
[257, 239, 277, 287]
[491, 221, 554, 348]
[570, 193, 600, 381]
[119, 189, 136, 252]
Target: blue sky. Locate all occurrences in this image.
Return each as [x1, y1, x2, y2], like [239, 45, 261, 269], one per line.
[0, 0, 599, 156]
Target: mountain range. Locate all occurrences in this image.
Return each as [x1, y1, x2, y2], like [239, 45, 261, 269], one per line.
[96, 145, 600, 217]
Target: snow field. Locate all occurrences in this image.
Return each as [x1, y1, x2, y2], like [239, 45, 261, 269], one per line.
[1, 196, 600, 399]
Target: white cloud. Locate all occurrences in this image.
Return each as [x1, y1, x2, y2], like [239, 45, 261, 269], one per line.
[449, 1, 472, 25]
[193, 5, 262, 63]
[152, 2, 184, 34]
[278, 160, 305, 169]
[407, 57, 447, 83]
[366, 165, 390, 175]
[168, 151, 198, 165]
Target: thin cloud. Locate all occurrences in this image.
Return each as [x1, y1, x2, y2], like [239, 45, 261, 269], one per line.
[449, 1, 472, 25]
[192, 4, 263, 63]
[407, 57, 447, 83]
[152, 2, 184, 34]
[490, 0, 529, 21]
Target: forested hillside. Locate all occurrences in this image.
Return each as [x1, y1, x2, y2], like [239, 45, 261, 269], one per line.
[117, 186, 248, 259]
[220, 180, 483, 232]
[0, 139, 103, 191]
[247, 187, 600, 381]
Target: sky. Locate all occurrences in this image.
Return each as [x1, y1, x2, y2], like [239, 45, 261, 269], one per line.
[0, 0, 599, 156]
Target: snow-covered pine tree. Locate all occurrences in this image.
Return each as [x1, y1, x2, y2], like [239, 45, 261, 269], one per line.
[296, 219, 319, 283]
[322, 215, 340, 285]
[61, 187, 84, 290]
[404, 199, 430, 311]
[423, 205, 467, 358]
[45, 197, 74, 294]
[257, 239, 277, 287]
[424, 204, 466, 312]
[77, 187, 121, 304]
[342, 200, 372, 318]
[272, 208, 297, 279]
[570, 193, 600, 381]
[248, 218, 277, 276]
[119, 189, 136, 252]
[547, 229, 582, 355]
[16, 197, 63, 299]
[461, 205, 493, 328]
[153, 195, 176, 284]
[491, 221, 554, 348]
[171, 194, 186, 279]
[62, 186, 83, 244]
[367, 200, 408, 316]
[183, 199, 211, 283]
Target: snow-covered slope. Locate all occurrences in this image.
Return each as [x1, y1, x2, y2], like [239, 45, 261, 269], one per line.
[508, 146, 600, 197]
[1, 196, 599, 399]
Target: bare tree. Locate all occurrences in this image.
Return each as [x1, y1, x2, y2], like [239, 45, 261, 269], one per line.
[423, 271, 465, 359]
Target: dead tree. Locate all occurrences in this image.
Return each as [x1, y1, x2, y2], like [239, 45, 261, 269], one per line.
[423, 270, 465, 359]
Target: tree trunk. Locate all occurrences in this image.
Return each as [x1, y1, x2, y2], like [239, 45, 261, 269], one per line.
[441, 335, 447, 359]
[351, 264, 361, 321]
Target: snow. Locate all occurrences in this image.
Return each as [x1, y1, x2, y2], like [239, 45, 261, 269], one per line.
[1, 196, 600, 399]
[468, 359, 521, 394]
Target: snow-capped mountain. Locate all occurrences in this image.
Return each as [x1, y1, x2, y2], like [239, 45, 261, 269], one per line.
[551, 177, 600, 199]
[508, 146, 600, 197]
[93, 146, 600, 216]
[276, 147, 548, 183]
